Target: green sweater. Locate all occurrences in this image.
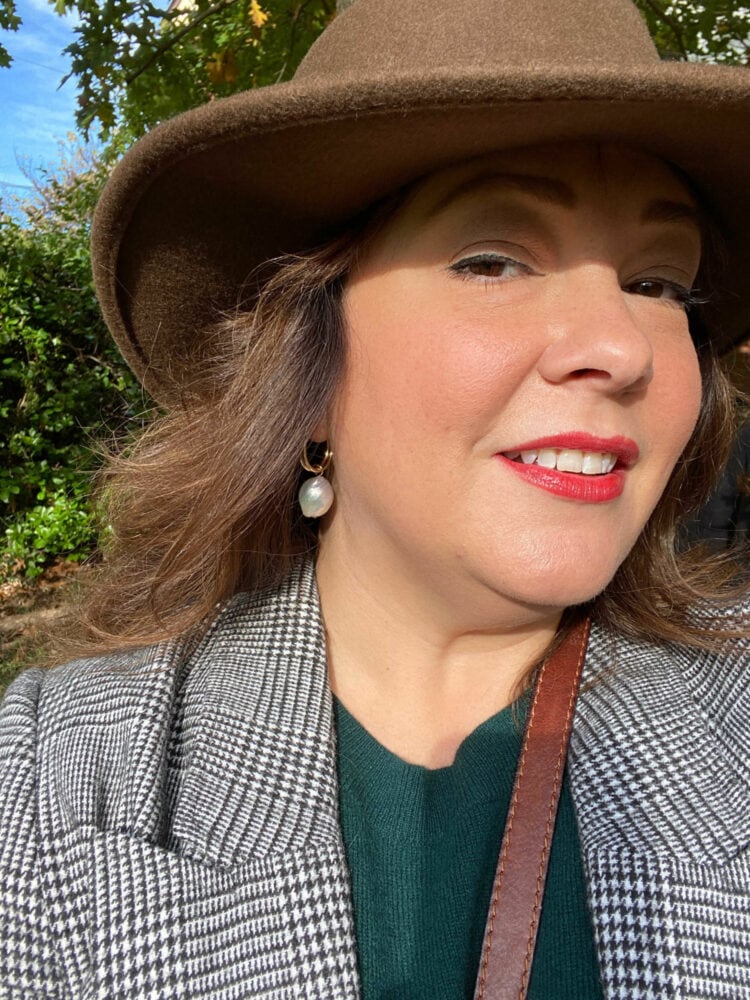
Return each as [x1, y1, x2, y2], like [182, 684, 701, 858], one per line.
[334, 696, 604, 999]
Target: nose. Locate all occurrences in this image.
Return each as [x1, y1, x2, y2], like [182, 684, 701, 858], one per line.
[537, 266, 655, 395]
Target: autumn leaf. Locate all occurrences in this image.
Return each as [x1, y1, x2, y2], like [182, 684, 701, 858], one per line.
[206, 48, 238, 86]
[249, 0, 269, 30]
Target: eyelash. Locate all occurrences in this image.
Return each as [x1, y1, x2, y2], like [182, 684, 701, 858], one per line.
[448, 253, 707, 311]
[449, 253, 533, 282]
[622, 280, 707, 311]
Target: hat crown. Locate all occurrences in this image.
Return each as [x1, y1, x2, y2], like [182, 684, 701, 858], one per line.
[295, 0, 660, 82]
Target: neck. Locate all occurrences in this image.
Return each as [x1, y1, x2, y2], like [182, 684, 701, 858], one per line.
[315, 533, 562, 768]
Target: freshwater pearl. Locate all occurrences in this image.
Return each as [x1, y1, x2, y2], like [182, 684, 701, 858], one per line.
[298, 475, 334, 518]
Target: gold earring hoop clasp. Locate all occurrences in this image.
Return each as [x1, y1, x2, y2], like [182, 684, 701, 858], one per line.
[301, 442, 333, 476]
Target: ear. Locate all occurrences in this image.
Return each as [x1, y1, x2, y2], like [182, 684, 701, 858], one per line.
[310, 417, 329, 443]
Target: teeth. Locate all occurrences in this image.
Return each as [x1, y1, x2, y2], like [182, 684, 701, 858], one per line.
[557, 449, 583, 473]
[537, 449, 558, 469]
[510, 448, 618, 475]
[582, 452, 603, 475]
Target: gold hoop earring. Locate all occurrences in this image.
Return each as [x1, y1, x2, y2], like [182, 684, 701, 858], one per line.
[300, 442, 333, 477]
[298, 442, 334, 518]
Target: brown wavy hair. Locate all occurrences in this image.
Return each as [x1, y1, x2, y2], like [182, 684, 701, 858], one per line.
[62, 200, 747, 660]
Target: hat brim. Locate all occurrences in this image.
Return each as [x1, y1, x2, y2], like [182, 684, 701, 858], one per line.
[92, 62, 750, 403]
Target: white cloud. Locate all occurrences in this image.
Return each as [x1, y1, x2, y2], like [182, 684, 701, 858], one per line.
[14, 101, 77, 130]
[4, 0, 78, 69]
[0, 0, 79, 175]
[21, 0, 77, 28]
[0, 168, 32, 187]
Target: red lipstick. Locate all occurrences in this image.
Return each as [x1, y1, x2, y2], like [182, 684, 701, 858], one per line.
[496, 434, 638, 503]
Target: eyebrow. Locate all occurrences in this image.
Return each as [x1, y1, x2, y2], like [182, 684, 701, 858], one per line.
[423, 172, 702, 236]
[423, 172, 578, 220]
[641, 198, 702, 234]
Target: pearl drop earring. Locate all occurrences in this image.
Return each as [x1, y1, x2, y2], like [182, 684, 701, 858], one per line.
[298, 442, 334, 518]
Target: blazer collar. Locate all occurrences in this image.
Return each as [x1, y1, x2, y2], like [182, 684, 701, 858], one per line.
[571, 623, 750, 864]
[170, 559, 341, 868]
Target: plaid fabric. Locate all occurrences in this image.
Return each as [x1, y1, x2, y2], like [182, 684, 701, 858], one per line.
[1, 563, 358, 999]
[1, 559, 749, 998]
[570, 624, 750, 999]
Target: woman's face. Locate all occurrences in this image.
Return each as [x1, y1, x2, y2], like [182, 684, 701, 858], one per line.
[321, 142, 703, 621]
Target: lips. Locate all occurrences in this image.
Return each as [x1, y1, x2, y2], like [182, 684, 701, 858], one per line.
[497, 433, 638, 503]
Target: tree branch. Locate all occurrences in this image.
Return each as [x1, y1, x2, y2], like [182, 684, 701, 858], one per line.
[641, 0, 690, 59]
[124, 0, 239, 87]
[274, 0, 328, 83]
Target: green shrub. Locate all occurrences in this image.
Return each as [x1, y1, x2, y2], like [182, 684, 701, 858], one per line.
[0, 161, 144, 580]
[2, 485, 97, 578]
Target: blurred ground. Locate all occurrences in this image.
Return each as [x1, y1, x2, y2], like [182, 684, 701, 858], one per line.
[0, 560, 84, 693]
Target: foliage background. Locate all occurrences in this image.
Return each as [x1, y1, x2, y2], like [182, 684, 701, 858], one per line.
[1, 1, 748, 141]
[0, 0, 748, 593]
[0, 152, 144, 579]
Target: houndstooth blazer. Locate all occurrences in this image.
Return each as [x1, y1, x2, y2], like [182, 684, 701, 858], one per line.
[1, 559, 749, 999]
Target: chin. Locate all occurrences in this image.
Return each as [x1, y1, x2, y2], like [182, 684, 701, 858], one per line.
[476, 540, 631, 613]
[521, 561, 625, 609]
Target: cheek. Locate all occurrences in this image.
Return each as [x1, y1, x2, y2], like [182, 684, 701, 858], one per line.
[334, 325, 438, 446]
[658, 341, 703, 456]
[340, 278, 536, 442]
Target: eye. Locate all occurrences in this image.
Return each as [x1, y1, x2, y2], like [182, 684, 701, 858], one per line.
[624, 278, 704, 311]
[449, 253, 535, 282]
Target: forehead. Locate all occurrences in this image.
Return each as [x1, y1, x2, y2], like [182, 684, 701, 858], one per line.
[393, 141, 700, 233]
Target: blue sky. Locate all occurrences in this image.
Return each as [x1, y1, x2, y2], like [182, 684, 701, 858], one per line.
[0, 0, 79, 204]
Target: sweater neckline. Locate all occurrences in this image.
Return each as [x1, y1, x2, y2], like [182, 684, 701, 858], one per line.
[333, 695, 529, 838]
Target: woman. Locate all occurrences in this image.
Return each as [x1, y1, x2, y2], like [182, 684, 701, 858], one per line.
[2, 0, 749, 997]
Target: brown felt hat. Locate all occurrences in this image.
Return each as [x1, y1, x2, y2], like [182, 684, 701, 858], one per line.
[92, 0, 750, 403]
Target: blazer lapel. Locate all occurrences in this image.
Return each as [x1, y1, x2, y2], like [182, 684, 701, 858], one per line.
[570, 624, 750, 998]
[170, 558, 341, 867]
[39, 559, 360, 999]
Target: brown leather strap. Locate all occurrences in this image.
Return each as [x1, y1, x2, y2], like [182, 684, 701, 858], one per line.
[474, 617, 591, 1000]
